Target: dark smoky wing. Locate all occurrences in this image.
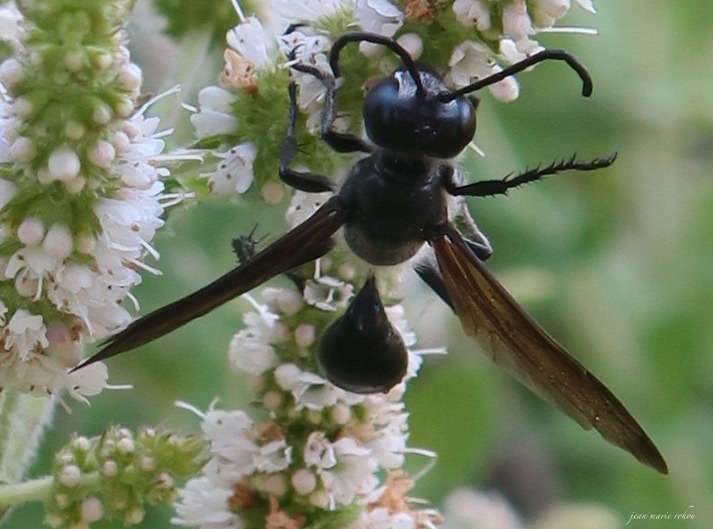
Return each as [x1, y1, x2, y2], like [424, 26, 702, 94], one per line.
[431, 224, 667, 474]
[75, 196, 347, 370]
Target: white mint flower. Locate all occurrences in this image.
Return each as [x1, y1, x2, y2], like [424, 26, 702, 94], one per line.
[502, 0, 538, 52]
[202, 408, 253, 442]
[291, 369, 360, 410]
[229, 330, 279, 376]
[0, 3, 21, 48]
[261, 287, 304, 316]
[576, 0, 596, 13]
[304, 431, 338, 470]
[0, 178, 17, 208]
[203, 408, 292, 483]
[534, 0, 570, 23]
[356, 0, 404, 49]
[303, 275, 354, 312]
[281, 31, 333, 112]
[285, 190, 333, 228]
[221, 16, 280, 93]
[200, 143, 257, 196]
[226, 16, 275, 69]
[272, 0, 345, 25]
[350, 472, 442, 529]
[448, 41, 520, 102]
[3, 309, 48, 359]
[175, 277, 439, 526]
[320, 437, 379, 507]
[452, 0, 492, 31]
[190, 86, 239, 138]
[172, 477, 240, 529]
[359, 398, 409, 469]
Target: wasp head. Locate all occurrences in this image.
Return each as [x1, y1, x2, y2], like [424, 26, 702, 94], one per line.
[362, 67, 476, 159]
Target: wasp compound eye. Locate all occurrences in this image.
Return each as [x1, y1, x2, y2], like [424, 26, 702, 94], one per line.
[318, 276, 408, 394]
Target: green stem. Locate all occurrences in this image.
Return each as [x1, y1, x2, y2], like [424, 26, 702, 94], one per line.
[0, 390, 55, 484]
[0, 471, 103, 512]
[0, 476, 53, 511]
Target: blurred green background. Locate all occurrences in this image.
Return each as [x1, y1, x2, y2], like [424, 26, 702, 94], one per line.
[7, 1, 713, 528]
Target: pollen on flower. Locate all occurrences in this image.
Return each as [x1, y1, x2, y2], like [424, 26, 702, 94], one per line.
[219, 49, 258, 93]
[404, 0, 435, 22]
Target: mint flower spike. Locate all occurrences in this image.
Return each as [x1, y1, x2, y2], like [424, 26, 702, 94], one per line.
[172, 2, 603, 528]
[171, 181, 444, 528]
[39, 426, 207, 528]
[0, 0, 188, 399]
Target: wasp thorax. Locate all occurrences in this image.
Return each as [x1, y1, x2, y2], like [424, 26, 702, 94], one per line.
[318, 277, 408, 394]
[362, 69, 476, 159]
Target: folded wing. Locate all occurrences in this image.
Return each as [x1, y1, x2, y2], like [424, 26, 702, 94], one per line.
[75, 196, 347, 370]
[431, 223, 667, 474]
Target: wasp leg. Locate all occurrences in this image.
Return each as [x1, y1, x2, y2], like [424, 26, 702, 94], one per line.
[288, 62, 372, 154]
[278, 81, 335, 193]
[446, 152, 617, 198]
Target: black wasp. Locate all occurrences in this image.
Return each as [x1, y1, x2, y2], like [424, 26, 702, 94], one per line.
[77, 32, 667, 474]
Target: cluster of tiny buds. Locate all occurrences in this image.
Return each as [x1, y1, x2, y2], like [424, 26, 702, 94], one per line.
[0, 46, 142, 192]
[46, 426, 205, 528]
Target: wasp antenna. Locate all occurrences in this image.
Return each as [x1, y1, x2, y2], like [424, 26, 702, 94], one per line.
[282, 22, 308, 36]
[329, 32, 426, 99]
[438, 49, 593, 102]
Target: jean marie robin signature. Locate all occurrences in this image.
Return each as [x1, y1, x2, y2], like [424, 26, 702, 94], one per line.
[626, 506, 695, 524]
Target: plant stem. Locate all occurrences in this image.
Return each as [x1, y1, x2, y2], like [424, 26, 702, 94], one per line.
[0, 476, 53, 511]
